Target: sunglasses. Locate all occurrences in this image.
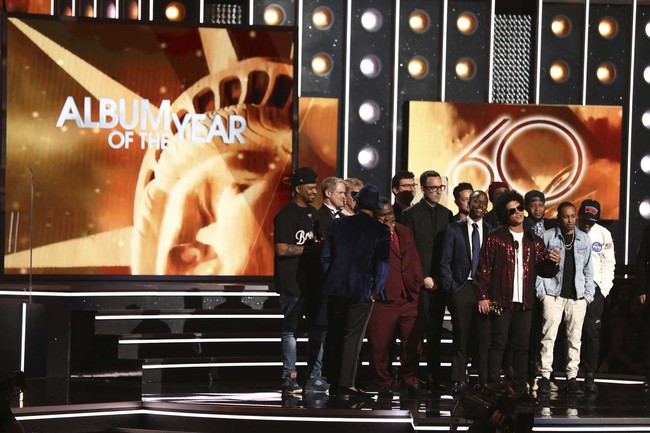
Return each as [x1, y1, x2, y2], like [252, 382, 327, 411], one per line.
[507, 204, 525, 215]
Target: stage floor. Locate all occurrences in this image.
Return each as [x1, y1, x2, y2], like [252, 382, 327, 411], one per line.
[10, 376, 650, 433]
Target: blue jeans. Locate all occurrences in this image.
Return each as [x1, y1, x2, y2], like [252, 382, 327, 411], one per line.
[280, 292, 327, 379]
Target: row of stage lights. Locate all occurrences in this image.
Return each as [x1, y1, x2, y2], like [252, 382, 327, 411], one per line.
[640, 18, 650, 220]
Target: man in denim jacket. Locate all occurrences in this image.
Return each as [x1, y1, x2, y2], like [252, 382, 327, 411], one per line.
[535, 202, 594, 395]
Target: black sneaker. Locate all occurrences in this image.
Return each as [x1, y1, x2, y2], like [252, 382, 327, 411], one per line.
[566, 378, 584, 395]
[584, 375, 597, 393]
[537, 377, 551, 395]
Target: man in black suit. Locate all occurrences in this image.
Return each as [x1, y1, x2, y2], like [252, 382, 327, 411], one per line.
[391, 170, 417, 223]
[523, 190, 558, 237]
[315, 177, 347, 239]
[441, 190, 492, 394]
[636, 224, 650, 389]
[402, 170, 454, 391]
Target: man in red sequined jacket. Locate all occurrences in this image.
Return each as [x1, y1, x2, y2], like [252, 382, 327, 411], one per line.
[474, 190, 560, 394]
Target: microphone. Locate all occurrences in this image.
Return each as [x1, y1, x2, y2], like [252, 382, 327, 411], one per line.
[514, 240, 519, 250]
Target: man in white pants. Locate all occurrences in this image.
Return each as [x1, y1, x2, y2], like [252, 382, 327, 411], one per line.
[536, 202, 595, 395]
[578, 199, 615, 393]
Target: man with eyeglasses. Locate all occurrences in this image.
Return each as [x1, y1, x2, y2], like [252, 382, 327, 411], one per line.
[402, 170, 454, 392]
[474, 190, 560, 395]
[452, 182, 474, 222]
[367, 198, 428, 397]
[391, 170, 417, 223]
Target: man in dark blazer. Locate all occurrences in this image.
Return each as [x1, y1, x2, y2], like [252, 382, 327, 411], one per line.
[401, 170, 454, 391]
[523, 190, 558, 237]
[367, 199, 428, 397]
[321, 183, 390, 398]
[441, 190, 493, 394]
[315, 177, 347, 240]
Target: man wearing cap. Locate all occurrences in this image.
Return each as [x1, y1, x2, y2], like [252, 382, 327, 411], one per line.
[483, 181, 509, 229]
[273, 167, 329, 394]
[401, 170, 454, 391]
[536, 202, 594, 396]
[523, 190, 558, 237]
[321, 184, 391, 398]
[578, 199, 616, 393]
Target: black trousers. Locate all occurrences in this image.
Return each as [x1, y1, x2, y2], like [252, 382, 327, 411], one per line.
[422, 288, 450, 385]
[450, 280, 490, 384]
[488, 303, 532, 388]
[581, 288, 605, 374]
[326, 296, 374, 388]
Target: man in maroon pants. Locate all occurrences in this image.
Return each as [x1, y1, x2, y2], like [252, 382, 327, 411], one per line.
[367, 199, 430, 397]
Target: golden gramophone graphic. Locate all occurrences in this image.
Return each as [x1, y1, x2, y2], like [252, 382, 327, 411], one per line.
[131, 58, 293, 275]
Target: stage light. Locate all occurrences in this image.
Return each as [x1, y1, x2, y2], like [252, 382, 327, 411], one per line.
[312, 6, 333, 30]
[126, 0, 138, 19]
[311, 53, 333, 76]
[596, 62, 617, 84]
[263, 4, 285, 25]
[105, 2, 116, 18]
[359, 100, 381, 124]
[643, 111, 650, 129]
[165, 2, 186, 21]
[550, 61, 570, 83]
[640, 199, 650, 220]
[598, 17, 618, 39]
[646, 20, 650, 38]
[641, 155, 650, 175]
[456, 12, 478, 35]
[360, 8, 382, 32]
[455, 58, 476, 80]
[644, 66, 650, 84]
[63, 6, 73, 15]
[83, 4, 94, 16]
[360, 55, 381, 78]
[551, 15, 572, 38]
[357, 146, 380, 169]
[408, 10, 430, 34]
[407, 56, 428, 79]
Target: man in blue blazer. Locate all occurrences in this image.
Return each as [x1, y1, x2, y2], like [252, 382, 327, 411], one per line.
[440, 190, 493, 394]
[321, 183, 391, 398]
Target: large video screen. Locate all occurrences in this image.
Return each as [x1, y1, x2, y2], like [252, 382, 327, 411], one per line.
[3, 16, 295, 276]
[408, 101, 622, 220]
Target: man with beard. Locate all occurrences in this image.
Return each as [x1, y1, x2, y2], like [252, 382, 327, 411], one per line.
[391, 170, 417, 223]
[452, 182, 474, 222]
[402, 170, 454, 392]
[475, 190, 560, 395]
[536, 202, 594, 396]
[273, 167, 329, 394]
[441, 190, 493, 394]
[523, 190, 558, 237]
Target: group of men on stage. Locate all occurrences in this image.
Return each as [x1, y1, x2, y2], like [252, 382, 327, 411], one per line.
[273, 166, 623, 399]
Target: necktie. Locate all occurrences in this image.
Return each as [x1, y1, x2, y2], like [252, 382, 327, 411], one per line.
[472, 223, 480, 277]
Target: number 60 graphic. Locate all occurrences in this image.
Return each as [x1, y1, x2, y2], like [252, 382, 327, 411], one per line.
[448, 116, 585, 203]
